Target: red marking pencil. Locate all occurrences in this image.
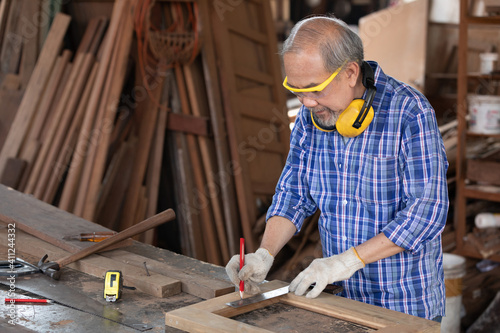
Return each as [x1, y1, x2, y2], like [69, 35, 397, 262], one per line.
[239, 237, 245, 299]
[5, 299, 53, 304]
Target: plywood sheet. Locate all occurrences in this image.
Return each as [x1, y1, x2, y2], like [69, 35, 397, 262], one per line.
[359, 0, 428, 92]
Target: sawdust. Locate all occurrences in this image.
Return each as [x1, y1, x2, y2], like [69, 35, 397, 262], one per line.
[51, 320, 74, 326]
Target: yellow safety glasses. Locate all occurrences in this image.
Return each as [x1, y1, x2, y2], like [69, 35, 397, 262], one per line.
[283, 60, 347, 98]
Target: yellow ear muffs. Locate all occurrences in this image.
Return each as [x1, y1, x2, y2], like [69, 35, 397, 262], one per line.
[336, 99, 374, 137]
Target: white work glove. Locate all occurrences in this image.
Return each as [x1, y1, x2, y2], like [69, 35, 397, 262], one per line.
[289, 247, 365, 299]
[225, 248, 274, 294]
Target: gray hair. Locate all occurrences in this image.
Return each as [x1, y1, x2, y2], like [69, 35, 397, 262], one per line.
[281, 16, 364, 72]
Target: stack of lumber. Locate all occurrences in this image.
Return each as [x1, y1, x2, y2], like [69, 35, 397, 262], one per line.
[0, 0, 292, 267]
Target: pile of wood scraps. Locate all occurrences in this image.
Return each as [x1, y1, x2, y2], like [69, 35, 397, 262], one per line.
[465, 228, 500, 259]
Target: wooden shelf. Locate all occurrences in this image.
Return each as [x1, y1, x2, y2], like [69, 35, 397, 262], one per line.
[454, 0, 500, 261]
[427, 73, 457, 79]
[467, 73, 500, 79]
[463, 184, 500, 202]
[466, 131, 500, 139]
[466, 15, 500, 25]
[454, 242, 500, 263]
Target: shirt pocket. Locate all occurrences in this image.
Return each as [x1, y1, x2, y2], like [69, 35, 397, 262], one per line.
[359, 155, 400, 223]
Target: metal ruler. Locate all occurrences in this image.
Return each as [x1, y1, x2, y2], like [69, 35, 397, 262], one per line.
[226, 284, 344, 308]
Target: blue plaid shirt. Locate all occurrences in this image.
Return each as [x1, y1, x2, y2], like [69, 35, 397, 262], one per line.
[267, 61, 448, 319]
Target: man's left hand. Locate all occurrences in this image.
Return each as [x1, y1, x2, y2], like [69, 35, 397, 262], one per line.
[289, 247, 365, 298]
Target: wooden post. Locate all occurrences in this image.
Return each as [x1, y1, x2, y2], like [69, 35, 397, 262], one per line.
[0, 13, 71, 176]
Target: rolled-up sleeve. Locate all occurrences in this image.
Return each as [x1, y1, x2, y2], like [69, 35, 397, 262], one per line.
[382, 108, 449, 253]
[266, 110, 318, 233]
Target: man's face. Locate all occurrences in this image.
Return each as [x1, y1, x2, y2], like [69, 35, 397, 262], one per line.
[283, 50, 355, 128]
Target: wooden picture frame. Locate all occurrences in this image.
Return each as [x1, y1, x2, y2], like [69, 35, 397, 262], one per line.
[165, 280, 440, 332]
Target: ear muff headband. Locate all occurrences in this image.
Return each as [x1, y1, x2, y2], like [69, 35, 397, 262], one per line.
[352, 62, 376, 129]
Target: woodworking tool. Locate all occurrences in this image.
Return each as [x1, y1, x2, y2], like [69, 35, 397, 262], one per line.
[0, 274, 152, 331]
[5, 298, 53, 304]
[239, 237, 245, 299]
[0, 258, 40, 277]
[36, 208, 176, 280]
[227, 285, 290, 308]
[104, 270, 123, 302]
[226, 284, 344, 308]
[62, 231, 117, 242]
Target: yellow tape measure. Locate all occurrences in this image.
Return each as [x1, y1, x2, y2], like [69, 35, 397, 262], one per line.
[104, 270, 123, 302]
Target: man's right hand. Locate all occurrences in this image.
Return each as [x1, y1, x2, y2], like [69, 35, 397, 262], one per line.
[225, 248, 274, 294]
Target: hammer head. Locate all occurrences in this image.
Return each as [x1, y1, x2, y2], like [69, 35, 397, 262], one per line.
[38, 254, 62, 280]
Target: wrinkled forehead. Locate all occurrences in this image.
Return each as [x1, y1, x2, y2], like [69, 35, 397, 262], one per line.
[283, 51, 331, 89]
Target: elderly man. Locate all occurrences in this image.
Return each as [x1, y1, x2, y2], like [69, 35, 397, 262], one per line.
[226, 16, 448, 321]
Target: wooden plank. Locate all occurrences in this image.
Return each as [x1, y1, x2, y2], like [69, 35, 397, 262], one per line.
[168, 72, 206, 261]
[34, 53, 95, 201]
[167, 112, 210, 136]
[20, 50, 72, 158]
[183, 62, 230, 263]
[0, 0, 12, 55]
[81, 0, 137, 220]
[58, 62, 102, 213]
[43, 62, 99, 204]
[75, 17, 100, 55]
[0, 158, 26, 189]
[119, 76, 164, 231]
[68, 0, 129, 216]
[19, 0, 41, 88]
[102, 249, 234, 299]
[0, 0, 23, 74]
[17, 59, 73, 192]
[0, 13, 71, 175]
[142, 101, 169, 244]
[0, 88, 23, 153]
[198, 0, 240, 256]
[0, 227, 181, 298]
[175, 66, 221, 265]
[23, 53, 87, 195]
[0, 184, 132, 253]
[94, 137, 137, 230]
[166, 280, 440, 332]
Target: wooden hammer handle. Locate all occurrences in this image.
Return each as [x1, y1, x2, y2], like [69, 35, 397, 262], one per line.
[57, 209, 175, 268]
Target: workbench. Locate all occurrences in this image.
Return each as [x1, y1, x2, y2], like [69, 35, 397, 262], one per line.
[0, 245, 201, 333]
[0, 185, 440, 332]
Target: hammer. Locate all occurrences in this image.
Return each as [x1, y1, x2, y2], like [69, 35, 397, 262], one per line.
[37, 209, 176, 279]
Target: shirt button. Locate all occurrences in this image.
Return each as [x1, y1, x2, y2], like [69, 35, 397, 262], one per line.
[339, 163, 342, 168]
[342, 236, 347, 241]
[342, 200, 348, 205]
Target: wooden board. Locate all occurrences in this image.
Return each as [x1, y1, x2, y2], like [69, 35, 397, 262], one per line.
[165, 280, 440, 332]
[210, 0, 291, 252]
[0, 13, 71, 175]
[359, 0, 428, 92]
[0, 184, 132, 253]
[0, 227, 181, 298]
[100, 250, 234, 299]
[467, 159, 500, 186]
[0, 183, 234, 299]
